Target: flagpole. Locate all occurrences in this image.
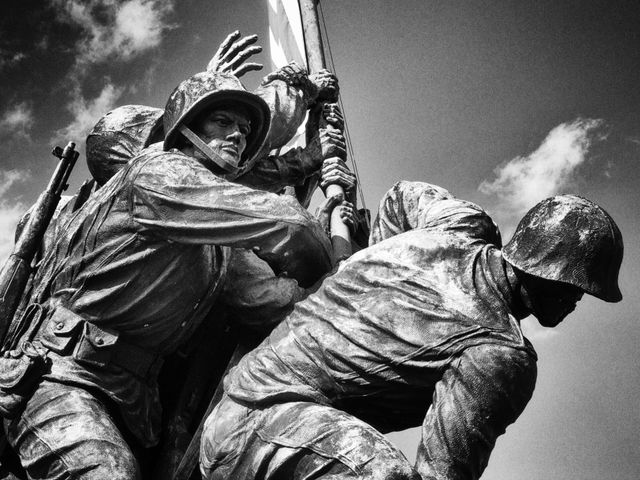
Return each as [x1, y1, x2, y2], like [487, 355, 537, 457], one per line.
[299, 0, 352, 260]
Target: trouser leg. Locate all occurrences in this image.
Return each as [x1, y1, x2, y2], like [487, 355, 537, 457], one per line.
[4, 381, 139, 480]
[201, 396, 419, 480]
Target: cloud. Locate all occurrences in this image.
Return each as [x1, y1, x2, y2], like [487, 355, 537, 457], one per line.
[0, 170, 29, 263]
[0, 49, 26, 70]
[0, 103, 34, 139]
[43, 1, 174, 150]
[626, 136, 640, 147]
[51, 0, 175, 67]
[54, 83, 123, 144]
[479, 118, 606, 220]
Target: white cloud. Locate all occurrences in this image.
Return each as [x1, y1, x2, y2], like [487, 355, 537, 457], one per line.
[55, 83, 123, 144]
[51, 0, 174, 67]
[0, 170, 29, 263]
[0, 103, 34, 138]
[479, 118, 606, 220]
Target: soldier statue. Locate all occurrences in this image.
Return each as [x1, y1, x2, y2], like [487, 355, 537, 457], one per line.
[200, 180, 623, 480]
[0, 53, 357, 478]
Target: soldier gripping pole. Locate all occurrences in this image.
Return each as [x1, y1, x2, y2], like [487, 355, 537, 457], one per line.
[299, 0, 352, 259]
[0, 142, 79, 345]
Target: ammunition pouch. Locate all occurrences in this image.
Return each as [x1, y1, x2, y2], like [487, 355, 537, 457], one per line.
[38, 305, 162, 378]
[39, 305, 84, 354]
[0, 304, 162, 419]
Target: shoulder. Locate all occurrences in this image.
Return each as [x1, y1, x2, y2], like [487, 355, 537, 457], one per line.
[389, 180, 452, 200]
[373, 181, 502, 245]
[425, 197, 502, 246]
[131, 149, 217, 188]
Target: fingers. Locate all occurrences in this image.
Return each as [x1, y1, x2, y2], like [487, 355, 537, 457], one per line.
[207, 32, 262, 74]
[216, 31, 242, 59]
[233, 62, 264, 77]
[323, 104, 344, 130]
[207, 31, 241, 70]
[225, 44, 263, 71]
[320, 158, 356, 192]
[322, 143, 347, 160]
[320, 129, 346, 148]
[316, 196, 357, 234]
[323, 193, 344, 211]
[310, 70, 339, 102]
[320, 171, 356, 192]
[314, 193, 344, 233]
[220, 33, 260, 62]
[320, 129, 346, 159]
[338, 202, 357, 230]
[324, 115, 343, 130]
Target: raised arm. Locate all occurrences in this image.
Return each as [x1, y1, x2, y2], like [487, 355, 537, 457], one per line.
[131, 153, 334, 286]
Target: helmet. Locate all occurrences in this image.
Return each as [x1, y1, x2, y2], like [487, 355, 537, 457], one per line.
[503, 195, 623, 302]
[86, 105, 164, 185]
[163, 71, 270, 176]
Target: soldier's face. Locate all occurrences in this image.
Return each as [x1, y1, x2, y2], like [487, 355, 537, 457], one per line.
[526, 278, 584, 328]
[193, 106, 251, 169]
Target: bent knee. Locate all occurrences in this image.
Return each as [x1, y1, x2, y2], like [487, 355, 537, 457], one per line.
[353, 436, 419, 480]
[361, 455, 420, 480]
[65, 438, 139, 480]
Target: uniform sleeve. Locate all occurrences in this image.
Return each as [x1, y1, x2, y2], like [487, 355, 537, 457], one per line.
[370, 181, 502, 247]
[220, 249, 306, 331]
[254, 62, 316, 154]
[416, 344, 537, 480]
[130, 153, 334, 287]
[238, 62, 318, 192]
[235, 147, 316, 192]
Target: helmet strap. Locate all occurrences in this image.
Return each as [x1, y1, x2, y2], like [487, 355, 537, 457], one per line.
[178, 125, 240, 176]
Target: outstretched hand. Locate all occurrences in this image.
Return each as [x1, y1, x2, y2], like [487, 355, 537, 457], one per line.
[207, 31, 263, 77]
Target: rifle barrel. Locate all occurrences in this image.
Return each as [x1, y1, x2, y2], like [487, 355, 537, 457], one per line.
[0, 142, 78, 345]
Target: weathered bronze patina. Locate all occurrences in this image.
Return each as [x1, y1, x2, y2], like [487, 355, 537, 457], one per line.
[0, 58, 354, 479]
[200, 181, 623, 480]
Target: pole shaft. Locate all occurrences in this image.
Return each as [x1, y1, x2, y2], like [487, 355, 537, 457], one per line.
[299, 0, 326, 72]
[299, 0, 352, 260]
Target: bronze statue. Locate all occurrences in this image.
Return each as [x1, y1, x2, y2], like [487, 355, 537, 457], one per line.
[0, 51, 358, 478]
[200, 180, 623, 480]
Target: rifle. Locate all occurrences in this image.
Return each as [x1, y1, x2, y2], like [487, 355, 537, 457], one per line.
[0, 142, 79, 345]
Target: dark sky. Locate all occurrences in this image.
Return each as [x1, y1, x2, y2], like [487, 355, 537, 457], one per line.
[1, 1, 639, 478]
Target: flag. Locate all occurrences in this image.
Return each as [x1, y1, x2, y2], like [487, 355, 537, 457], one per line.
[268, 0, 307, 70]
[268, 0, 307, 149]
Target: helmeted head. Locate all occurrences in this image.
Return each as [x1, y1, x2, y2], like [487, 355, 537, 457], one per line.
[503, 195, 623, 315]
[163, 71, 270, 177]
[86, 105, 165, 186]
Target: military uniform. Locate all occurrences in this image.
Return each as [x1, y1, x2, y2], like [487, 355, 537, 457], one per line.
[201, 181, 539, 480]
[1, 64, 336, 478]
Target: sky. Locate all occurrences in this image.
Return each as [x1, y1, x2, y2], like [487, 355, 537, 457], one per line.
[1, 1, 639, 478]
